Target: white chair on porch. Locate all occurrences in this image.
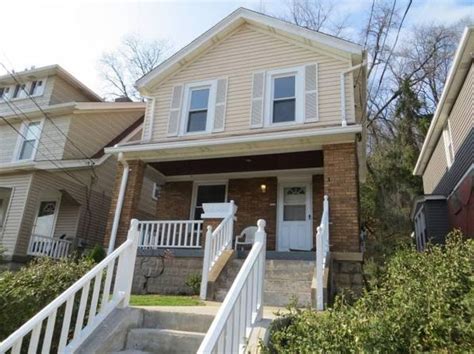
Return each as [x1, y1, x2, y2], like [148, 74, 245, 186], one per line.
[234, 226, 257, 251]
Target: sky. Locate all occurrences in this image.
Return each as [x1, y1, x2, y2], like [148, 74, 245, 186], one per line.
[1, 0, 472, 97]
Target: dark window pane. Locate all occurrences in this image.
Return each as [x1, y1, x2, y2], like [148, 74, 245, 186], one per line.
[283, 205, 306, 221]
[190, 88, 210, 110]
[194, 185, 226, 219]
[187, 111, 207, 132]
[274, 76, 295, 99]
[19, 140, 35, 160]
[273, 99, 295, 123]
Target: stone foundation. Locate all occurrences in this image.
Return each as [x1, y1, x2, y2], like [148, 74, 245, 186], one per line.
[331, 258, 364, 300]
[132, 254, 203, 295]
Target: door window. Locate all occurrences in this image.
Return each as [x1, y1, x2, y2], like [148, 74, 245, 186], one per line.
[193, 185, 226, 219]
[32, 201, 57, 237]
[283, 187, 306, 221]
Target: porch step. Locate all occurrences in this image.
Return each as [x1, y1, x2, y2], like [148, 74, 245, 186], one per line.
[141, 308, 214, 332]
[214, 259, 315, 307]
[126, 328, 205, 354]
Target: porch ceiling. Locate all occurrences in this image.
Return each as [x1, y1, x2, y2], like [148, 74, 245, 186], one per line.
[150, 150, 323, 176]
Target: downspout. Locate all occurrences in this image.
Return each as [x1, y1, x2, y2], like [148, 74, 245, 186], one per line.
[340, 60, 367, 127]
[108, 152, 129, 254]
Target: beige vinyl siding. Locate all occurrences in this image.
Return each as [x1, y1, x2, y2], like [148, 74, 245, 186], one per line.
[0, 77, 54, 117]
[144, 24, 355, 141]
[0, 121, 22, 163]
[49, 75, 98, 104]
[0, 173, 33, 255]
[36, 116, 71, 161]
[423, 138, 448, 194]
[53, 202, 80, 239]
[63, 112, 143, 159]
[449, 64, 473, 154]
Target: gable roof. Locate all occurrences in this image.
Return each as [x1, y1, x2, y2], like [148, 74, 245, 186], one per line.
[0, 64, 102, 102]
[414, 26, 474, 176]
[136, 7, 363, 91]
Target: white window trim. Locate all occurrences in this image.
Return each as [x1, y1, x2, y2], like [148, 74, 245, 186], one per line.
[264, 65, 304, 127]
[12, 119, 44, 162]
[180, 80, 217, 136]
[442, 119, 455, 168]
[189, 180, 228, 220]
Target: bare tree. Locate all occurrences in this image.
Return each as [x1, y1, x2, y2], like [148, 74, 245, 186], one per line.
[283, 0, 350, 38]
[99, 34, 172, 101]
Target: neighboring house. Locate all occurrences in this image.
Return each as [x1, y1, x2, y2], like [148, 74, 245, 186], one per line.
[412, 26, 473, 250]
[104, 8, 367, 301]
[0, 65, 159, 269]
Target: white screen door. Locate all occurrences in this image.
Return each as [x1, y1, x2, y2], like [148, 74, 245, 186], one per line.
[278, 182, 312, 251]
[32, 200, 59, 237]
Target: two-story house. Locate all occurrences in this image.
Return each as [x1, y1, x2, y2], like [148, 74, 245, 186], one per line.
[104, 8, 367, 303]
[0, 65, 159, 269]
[412, 26, 473, 250]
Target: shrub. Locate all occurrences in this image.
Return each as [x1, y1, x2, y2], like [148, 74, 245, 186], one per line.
[264, 230, 473, 352]
[85, 245, 106, 263]
[185, 273, 201, 295]
[0, 257, 93, 340]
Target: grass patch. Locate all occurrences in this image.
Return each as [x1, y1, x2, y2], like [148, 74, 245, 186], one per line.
[130, 294, 204, 306]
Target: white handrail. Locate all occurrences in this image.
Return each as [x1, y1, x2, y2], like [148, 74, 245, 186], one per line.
[316, 195, 330, 310]
[138, 220, 203, 249]
[0, 219, 140, 354]
[198, 219, 266, 354]
[27, 234, 72, 259]
[200, 201, 236, 300]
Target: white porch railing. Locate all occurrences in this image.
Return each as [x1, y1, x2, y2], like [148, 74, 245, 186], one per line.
[138, 220, 203, 249]
[0, 220, 140, 354]
[198, 219, 266, 354]
[200, 201, 237, 300]
[27, 234, 72, 259]
[316, 195, 330, 311]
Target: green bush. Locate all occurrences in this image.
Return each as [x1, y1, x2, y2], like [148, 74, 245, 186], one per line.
[185, 273, 201, 295]
[85, 245, 106, 263]
[264, 230, 473, 352]
[0, 257, 93, 340]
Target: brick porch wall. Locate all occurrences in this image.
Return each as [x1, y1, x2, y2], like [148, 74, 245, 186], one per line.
[156, 181, 193, 219]
[228, 177, 277, 251]
[323, 143, 360, 252]
[104, 160, 146, 248]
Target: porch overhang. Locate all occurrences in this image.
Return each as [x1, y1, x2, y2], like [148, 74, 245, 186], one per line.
[105, 124, 362, 162]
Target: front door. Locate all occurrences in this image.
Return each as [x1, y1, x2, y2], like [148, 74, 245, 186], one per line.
[278, 182, 312, 251]
[32, 198, 60, 237]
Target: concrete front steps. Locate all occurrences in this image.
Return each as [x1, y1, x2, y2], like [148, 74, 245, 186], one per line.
[78, 306, 217, 354]
[214, 259, 315, 307]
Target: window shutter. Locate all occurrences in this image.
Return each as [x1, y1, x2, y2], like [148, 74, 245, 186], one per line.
[250, 71, 265, 128]
[213, 78, 228, 132]
[304, 63, 318, 122]
[167, 85, 183, 136]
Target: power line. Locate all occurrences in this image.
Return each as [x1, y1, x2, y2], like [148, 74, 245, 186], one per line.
[2, 96, 85, 162]
[0, 63, 97, 176]
[0, 114, 89, 188]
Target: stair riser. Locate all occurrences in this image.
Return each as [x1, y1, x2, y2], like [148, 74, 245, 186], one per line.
[264, 291, 312, 307]
[126, 329, 204, 354]
[264, 280, 312, 292]
[142, 311, 214, 332]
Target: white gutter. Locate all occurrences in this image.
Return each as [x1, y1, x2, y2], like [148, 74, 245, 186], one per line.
[107, 153, 130, 254]
[340, 61, 367, 127]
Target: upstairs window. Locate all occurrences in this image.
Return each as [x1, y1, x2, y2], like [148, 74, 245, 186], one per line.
[17, 121, 42, 160]
[442, 120, 454, 168]
[186, 87, 210, 133]
[0, 87, 9, 99]
[29, 80, 43, 96]
[12, 84, 26, 99]
[272, 75, 296, 123]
